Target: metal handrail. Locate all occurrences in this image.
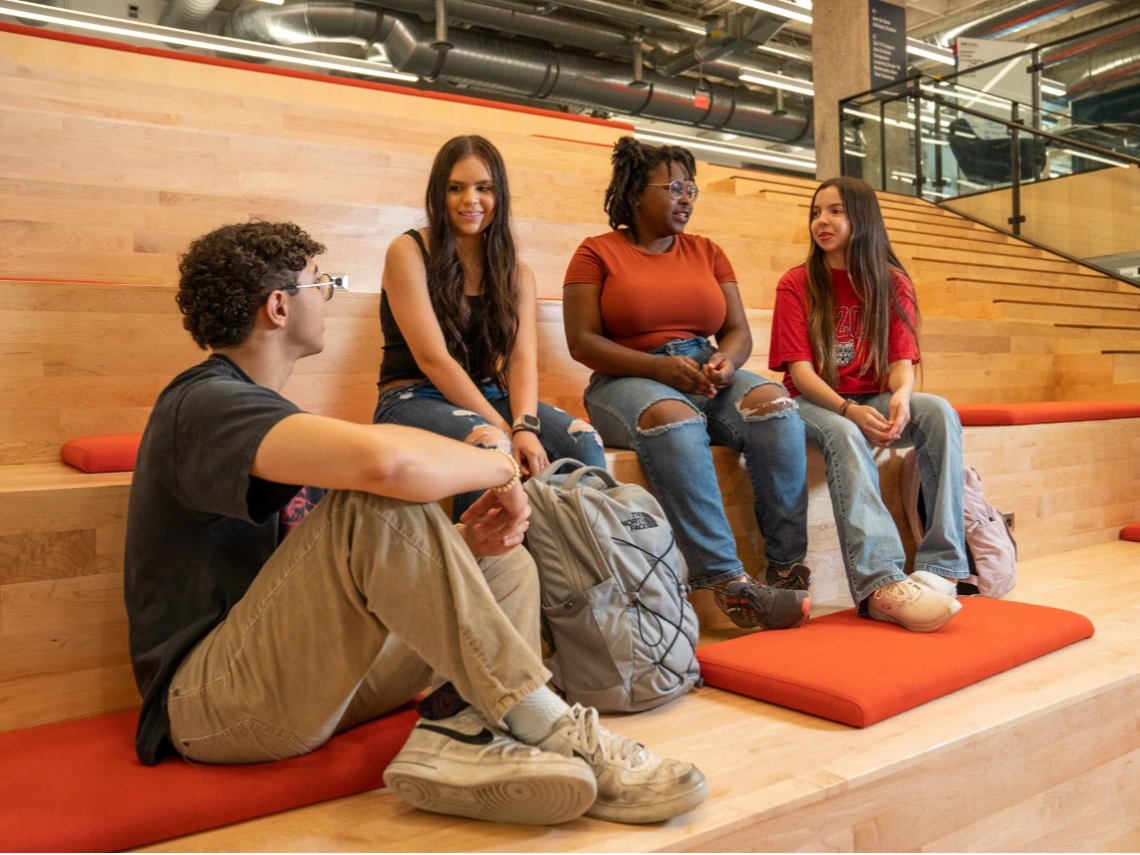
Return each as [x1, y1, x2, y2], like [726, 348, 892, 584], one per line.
[843, 80, 1140, 168]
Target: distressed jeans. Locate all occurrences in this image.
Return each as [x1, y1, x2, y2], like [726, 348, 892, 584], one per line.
[797, 392, 969, 607]
[583, 336, 809, 588]
[374, 381, 606, 518]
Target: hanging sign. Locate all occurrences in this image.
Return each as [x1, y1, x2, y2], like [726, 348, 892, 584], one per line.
[869, 1, 908, 90]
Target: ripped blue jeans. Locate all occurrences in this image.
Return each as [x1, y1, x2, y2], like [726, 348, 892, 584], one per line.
[584, 336, 809, 588]
[373, 380, 606, 519]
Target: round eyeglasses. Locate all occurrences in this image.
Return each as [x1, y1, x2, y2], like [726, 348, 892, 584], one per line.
[645, 180, 699, 201]
[294, 273, 348, 301]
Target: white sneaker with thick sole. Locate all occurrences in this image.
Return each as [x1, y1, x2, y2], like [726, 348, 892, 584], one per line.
[537, 704, 709, 824]
[867, 578, 961, 632]
[911, 569, 959, 598]
[383, 707, 597, 825]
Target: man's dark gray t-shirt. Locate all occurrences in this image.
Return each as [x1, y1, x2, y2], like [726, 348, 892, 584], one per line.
[124, 355, 306, 765]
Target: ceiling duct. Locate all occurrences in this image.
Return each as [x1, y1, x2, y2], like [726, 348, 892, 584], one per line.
[159, 0, 225, 32]
[226, 1, 812, 143]
[1063, 35, 1140, 96]
[954, 0, 1103, 40]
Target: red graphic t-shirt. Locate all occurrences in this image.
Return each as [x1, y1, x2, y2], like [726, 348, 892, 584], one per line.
[769, 266, 919, 397]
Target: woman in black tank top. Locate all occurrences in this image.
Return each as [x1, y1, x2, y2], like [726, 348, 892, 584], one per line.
[373, 135, 606, 519]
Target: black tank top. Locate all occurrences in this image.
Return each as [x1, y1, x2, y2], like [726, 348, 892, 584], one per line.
[378, 229, 490, 387]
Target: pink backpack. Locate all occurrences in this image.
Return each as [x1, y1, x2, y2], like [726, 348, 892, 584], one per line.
[899, 450, 1017, 598]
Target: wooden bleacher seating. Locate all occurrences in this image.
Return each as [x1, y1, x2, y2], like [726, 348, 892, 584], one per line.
[1, 22, 1139, 851]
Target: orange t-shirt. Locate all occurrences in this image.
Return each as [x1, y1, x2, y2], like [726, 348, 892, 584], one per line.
[563, 230, 735, 352]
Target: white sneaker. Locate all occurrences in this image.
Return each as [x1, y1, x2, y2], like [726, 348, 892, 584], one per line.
[911, 569, 959, 598]
[867, 578, 961, 633]
[537, 704, 709, 824]
[383, 707, 596, 825]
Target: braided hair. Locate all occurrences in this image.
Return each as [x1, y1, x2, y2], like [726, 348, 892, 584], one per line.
[603, 136, 697, 244]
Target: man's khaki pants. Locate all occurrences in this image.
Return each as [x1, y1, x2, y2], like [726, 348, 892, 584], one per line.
[167, 490, 549, 764]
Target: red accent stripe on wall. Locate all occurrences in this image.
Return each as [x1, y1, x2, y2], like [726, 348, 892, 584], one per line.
[0, 21, 634, 131]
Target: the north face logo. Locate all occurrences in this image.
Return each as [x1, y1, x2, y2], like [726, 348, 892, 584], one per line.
[621, 512, 659, 531]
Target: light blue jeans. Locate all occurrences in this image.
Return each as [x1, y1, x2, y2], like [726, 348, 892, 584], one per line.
[797, 392, 969, 607]
[583, 336, 809, 589]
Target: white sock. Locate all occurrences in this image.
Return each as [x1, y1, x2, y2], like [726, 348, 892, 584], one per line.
[911, 570, 958, 598]
[504, 685, 570, 745]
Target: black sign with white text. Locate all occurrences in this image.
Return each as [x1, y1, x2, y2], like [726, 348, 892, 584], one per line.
[869, 1, 907, 90]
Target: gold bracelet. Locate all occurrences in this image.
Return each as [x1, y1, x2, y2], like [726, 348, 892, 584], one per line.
[489, 447, 521, 494]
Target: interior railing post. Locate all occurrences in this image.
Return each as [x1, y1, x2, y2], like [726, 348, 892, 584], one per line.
[912, 89, 924, 199]
[1009, 102, 1022, 237]
[933, 99, 943, 194]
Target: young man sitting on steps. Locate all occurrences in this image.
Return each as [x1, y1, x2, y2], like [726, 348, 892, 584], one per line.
[124, 221, 708, 826]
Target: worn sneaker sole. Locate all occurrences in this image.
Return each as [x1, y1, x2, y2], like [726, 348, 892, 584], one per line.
[585, 774, 710, 824]
[868, 597, 962, 633]
[383, 759, 596, 825]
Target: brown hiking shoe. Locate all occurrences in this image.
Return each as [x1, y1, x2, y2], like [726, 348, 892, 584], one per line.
[765, 562, 812, 591]
[711, 577, 811, 630]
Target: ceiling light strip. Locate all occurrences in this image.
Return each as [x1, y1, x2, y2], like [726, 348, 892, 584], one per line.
[726, 0, 813, 25]
[738, 70, 814, 96]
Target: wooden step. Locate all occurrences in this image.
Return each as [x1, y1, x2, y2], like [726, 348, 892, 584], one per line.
[993, 299, 1140, 327]
[135, 539, 1140, 853]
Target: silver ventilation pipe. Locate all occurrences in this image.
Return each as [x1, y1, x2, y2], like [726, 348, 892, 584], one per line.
[954, 0, 1102, 40]
[228, 0, 385, 47]
[1063, 36, 1140, 96]
[159, 0, 225, 32]
[227, 0, 804, 85]
[226, 1, 810, 141]
[374, 10, 811, 142]
[914, 0, 1102, 45]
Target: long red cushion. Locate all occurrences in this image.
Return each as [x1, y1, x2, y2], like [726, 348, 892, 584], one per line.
[60, 433, 143, 472]
[0, 706, 418, 852]
[955, 401, 1140, 426]
[696, 598, 1093, 728]
[1122, 524, 1140, 542]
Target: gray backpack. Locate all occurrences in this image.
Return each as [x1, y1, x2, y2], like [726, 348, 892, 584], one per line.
[523, 459, 701, 713]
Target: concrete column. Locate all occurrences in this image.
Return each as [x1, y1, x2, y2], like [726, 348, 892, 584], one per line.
[812, 0, 906, 181]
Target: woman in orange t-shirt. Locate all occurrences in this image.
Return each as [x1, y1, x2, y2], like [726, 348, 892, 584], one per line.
[563, 137, 811, 632]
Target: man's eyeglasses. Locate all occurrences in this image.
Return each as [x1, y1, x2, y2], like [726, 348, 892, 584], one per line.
[294, 273, 349, 301]
[645, 180, 699, 201]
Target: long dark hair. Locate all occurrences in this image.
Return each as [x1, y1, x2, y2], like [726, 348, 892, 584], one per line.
[603, 136, 697, 244]
[804, 176, 919, 389]
[424, 135, 518, 390]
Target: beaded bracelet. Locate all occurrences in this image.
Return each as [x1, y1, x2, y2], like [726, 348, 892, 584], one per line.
[490, 447, 522, 494]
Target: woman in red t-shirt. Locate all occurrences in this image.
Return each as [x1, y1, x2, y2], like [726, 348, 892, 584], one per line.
[769, 177, 968, 632]
[564, 137, 811, 633]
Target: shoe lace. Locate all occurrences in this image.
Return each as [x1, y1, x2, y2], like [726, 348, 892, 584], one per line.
[874, 578, 924, 605]
[565, 704, 647, 767]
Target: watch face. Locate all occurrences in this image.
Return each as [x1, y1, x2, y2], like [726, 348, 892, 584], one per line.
[516, 414, 540, 431]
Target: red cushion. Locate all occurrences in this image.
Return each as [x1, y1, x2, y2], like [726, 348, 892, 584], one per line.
[955, 401, 1140, 426]
[60, 434, 143, 472]
[696, 598, 1093, 728]
[0, 706, 417, 852]
[1122, 524, 1140, 542]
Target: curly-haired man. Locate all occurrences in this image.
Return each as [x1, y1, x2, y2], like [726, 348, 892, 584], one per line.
[124, 221, 707, 827]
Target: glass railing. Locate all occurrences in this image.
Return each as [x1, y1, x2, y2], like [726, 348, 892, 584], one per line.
[840, 74, 1140, 284]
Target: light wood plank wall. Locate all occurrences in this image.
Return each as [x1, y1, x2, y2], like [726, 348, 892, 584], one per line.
[2, 28, 1139, 736]
[944, 164, 1140, 260]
